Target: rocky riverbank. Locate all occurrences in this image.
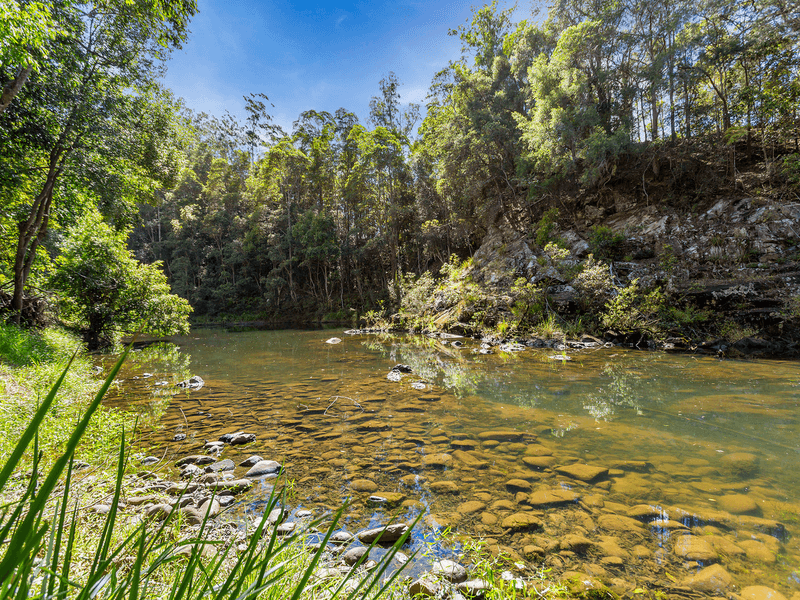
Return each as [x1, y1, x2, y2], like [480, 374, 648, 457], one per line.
[377, 193, 800, 359]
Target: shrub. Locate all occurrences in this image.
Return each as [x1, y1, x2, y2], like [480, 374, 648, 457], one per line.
[50, 212, 191, 350]
[572, 255, 613, 310]
[535, 208, 561, 248]
[601, 279, 665, 339]
[588, 226, 625, 261]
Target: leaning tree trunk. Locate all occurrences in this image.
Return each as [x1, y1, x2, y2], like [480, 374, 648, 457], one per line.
[11, 150, 65, 324]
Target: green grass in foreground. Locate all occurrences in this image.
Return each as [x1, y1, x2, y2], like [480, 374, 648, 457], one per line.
[0, 324, 132, 473]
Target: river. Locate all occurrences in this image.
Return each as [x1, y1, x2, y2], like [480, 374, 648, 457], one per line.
[106, 328, 800, 596]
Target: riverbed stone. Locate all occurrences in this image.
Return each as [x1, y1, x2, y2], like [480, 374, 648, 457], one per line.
[555, 464, 609, 482]
[204, 441, 225, 453]
[682, 564, 731, 594]
[477, 430, 525, 442]
[457, 501, 486, 514]
[718, 494, 761, 515]
[452, 450, 489, 469]
[598, 514, 643, 534]
[739, 539, 776, 563]
[501, 512, 543, 531]
[367, 492, 405, 508]
[705, 535, 745, 557]
[205, 459, 234, 473]
[481, 512, 498, 526]
[176, 455, 216, 467]
[422, 453, 452, 468]
[522, 456, 557, 470]
[342, 546, 368, 566]
[674, 535, 717, 562]
[180, 464, 203, 479]
[205, 478, 252, 493]
[408, 574, 441, 598]
[627, 504, 666, 521]
[525, 489, 579, 507]
[597, 536, 629, 559]
[144, 503, 174, 521]
[721, 452, 760, 477]
[741, 586, 789, 600]
[357, 523, 409, 544]
[560, 534, 594, 553]
[245, 460, 282, 478]
[451, 439, 479, 450]
[239, 455, 263, 467]
[228, 432, 256, 446]
[432, 559, 468, 583]
[430, 480, 460, 494]
[330, 531, 353, 544]
[351, 479, 378, 493]
[505, 479, 532, 492]
[457, 579, 492, 596]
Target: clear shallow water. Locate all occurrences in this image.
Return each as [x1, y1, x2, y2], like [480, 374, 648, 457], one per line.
[107, 329, 800, 594]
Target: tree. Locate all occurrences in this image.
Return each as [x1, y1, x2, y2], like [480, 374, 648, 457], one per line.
[1, 0, 196, 323]
[50, 212, 191, 350]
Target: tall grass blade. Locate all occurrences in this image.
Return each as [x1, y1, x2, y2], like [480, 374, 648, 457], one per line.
[0, 344, 132, 584]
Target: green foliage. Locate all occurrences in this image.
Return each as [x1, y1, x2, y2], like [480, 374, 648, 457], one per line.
[50, 212, 191, 350]
[780, 154, 800, 185]
[588, 226, 625, 261]
[601, 280, 666, 339]
[659, 244, 678, 274]
[535, 208, 561, 248]
[666, 305, 710, 326]
[572, 255, 613, 310]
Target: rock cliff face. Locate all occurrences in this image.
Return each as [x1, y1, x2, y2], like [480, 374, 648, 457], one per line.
[458, 194, 800, 357]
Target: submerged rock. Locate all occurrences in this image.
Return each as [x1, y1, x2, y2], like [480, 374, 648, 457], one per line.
[720, 452, 760, 477]
[741, 586, 788, 600]
[501, 512, 543, 531]
[555, 463, 609, 482]
[718, 494, 761, 515]
[351, 479, 378, 493]
[176, 376, 204, 390]
[674, 535, 718, 562]
[682, 564, 731, 594]
[176, 455, 216, 467]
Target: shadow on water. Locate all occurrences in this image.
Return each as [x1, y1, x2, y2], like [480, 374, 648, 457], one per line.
[105, 329, 800, 594]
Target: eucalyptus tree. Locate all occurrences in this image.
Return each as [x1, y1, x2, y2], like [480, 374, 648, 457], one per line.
[417, 1, 534, 240]
[0, 0, 196, 323]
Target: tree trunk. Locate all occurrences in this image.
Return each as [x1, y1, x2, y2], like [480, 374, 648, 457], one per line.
[11, 153, 64, 323]
[0, 65, 33, 114]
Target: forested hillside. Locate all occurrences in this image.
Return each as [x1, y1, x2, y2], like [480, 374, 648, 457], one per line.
[2, 0, 799, 351]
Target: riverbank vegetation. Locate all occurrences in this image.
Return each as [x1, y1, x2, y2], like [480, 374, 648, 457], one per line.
[2, 0, 800, 351]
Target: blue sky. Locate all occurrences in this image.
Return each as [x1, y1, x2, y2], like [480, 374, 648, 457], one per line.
[163, 0, 533, 133]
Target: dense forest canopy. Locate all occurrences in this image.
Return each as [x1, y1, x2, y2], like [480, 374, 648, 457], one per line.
[1, 0, 799, 334]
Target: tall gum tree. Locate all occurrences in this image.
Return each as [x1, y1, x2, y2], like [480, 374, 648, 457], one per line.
[0, 0, 196, 323]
